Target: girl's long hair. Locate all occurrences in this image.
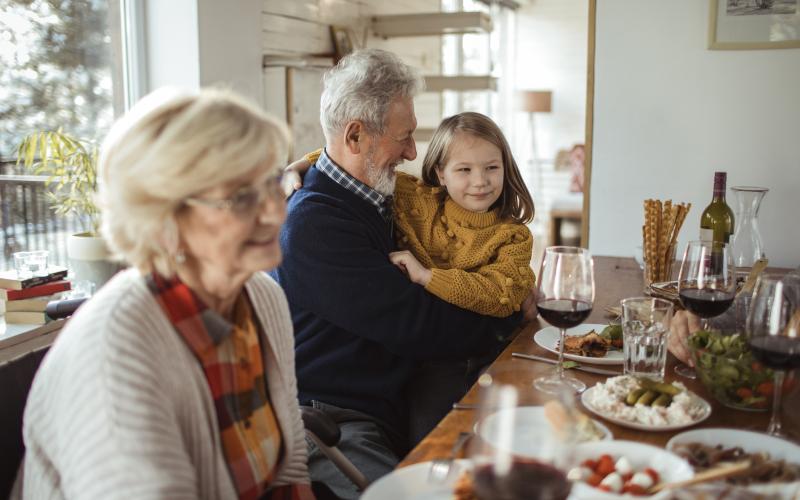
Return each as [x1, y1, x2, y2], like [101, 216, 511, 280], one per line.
[420, 112, 534, 224]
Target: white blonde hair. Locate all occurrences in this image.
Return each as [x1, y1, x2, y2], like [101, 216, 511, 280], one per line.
[98, 87, 290, 276]
[320, 48, 423, 141]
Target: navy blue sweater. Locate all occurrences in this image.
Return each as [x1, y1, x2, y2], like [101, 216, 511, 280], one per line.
[271, 166, 521, 433]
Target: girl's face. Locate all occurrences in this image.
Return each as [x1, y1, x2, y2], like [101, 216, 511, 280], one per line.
[437, 132, 504, 213]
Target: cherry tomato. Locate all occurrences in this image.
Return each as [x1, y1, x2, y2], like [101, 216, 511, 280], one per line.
[586, 473, 603, 487]
[597, 484, 612, 492]
[757, 382, 774, 397]
[644, 467, 660, 484]
[596, 455, 616, 476]
[751, 362, 763, 372]
[736, 387, 753, 400]
[581, 459, 597, 470]
[623, 484, 647, 495]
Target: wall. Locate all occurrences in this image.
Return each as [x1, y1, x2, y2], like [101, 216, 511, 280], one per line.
[514, 0, 588, 162]
[144, 0, 264, 106]
[590, 0, 800, 267]
[261, 0, 442, 167]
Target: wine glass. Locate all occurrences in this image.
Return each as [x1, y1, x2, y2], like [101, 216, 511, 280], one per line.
[745, 275, 800, 437]
[675, 240, 737, 378]
[535, 246, 595, 394]
[469, 372, 573, 500]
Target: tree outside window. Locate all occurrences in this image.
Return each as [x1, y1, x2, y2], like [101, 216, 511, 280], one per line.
[1, 0, 120, 269]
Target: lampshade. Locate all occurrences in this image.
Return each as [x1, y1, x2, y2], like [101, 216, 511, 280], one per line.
[517, 90, 552, 113]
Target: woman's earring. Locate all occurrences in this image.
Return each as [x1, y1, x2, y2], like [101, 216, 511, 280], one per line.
[175, 248, 186, 264]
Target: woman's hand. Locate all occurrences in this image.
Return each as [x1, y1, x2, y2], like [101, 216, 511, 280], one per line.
[282, 157, 312, 197]
[389, 251, 432, 286]
[668, 309, 702, 366]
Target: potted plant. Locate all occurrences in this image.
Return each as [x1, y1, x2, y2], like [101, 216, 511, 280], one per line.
[16, 130, 118, 288]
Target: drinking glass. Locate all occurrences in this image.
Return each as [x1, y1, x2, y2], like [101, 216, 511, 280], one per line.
[621, 297, 673, 381]
[675, 241, 736, 378]
[745, 275, 800, 437]
[13, 250, 49, 278]
[534, 246, 595, 394]
[469, 373, 573, 500]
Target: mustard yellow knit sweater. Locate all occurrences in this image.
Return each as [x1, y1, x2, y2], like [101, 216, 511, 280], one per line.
[303, 150, 534, 317]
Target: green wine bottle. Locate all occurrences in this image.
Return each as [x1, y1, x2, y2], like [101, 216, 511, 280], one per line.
[700, 171, 735, 244]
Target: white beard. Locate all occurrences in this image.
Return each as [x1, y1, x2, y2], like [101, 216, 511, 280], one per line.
[366, 149, 397, 196]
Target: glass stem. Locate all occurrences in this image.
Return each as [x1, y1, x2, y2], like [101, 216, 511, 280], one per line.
[557, 328, 566, 379]
[767, 370, 785, 436]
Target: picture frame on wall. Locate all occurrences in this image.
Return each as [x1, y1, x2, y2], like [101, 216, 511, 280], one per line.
[330, 26, 355, 63]
[708, 0, 800, 49]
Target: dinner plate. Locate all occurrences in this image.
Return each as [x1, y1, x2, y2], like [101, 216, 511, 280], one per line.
[360, 459, 471, 500]
[666, 429, 800, 499]
[570, 440, 694, 499]
[476, 406, 613, 457]
[666, 428, 800, 461]
[580, 384, 711, 431]
[533, 324, 624, 365]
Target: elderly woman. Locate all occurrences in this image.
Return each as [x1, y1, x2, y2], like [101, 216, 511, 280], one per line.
[20, 88, 314, 499]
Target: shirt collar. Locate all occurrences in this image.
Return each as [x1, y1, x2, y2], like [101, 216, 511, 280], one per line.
[315, 148, 393, 219]
[146, 273, 235, 354]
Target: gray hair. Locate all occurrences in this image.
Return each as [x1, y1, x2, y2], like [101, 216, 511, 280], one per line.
[320, 48, 423, 140]
[98, 87, 290, 276]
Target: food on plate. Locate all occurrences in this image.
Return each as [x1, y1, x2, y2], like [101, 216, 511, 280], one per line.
[452, 470, 478, 500]
[585, 375, 706, 427]
[567, 453, 662, 496]
[600, 324, 624, 349]
[543, 400, 607, 442]
[673, 442, 800, 485]
[624, 377, 682, 408]
[561, 330, 611, 357]
[452, 459, 571, 500]
[688, 330, 794, 411]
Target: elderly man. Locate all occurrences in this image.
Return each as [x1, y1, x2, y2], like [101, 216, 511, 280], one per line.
[271, 49, 530, 498]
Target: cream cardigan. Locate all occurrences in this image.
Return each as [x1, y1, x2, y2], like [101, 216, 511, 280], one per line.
[19, 269, 310, 499]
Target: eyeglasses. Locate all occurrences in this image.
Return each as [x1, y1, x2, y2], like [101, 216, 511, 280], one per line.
[184, 171, 284, 217]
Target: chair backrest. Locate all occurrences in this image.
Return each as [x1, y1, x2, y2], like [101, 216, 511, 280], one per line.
[0, 347, 49, 499]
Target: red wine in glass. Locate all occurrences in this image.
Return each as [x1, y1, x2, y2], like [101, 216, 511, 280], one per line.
[473, 459, 572, 500]
[678, 288, 735, 318]
[749, 337, 800, 371]
[537, 299, 592, 329]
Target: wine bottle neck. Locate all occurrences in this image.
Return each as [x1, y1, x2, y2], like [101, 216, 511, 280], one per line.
[712, 172, 727, 199]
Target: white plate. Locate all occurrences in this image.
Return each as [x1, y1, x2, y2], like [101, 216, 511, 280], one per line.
[570, 440, 694, 499]
[666, 429, 800, 498]
[533, 324, 624, 365]
[360, 459, 471, 500]
[580, 384, 711, 432]
[476, 406, 612, 458]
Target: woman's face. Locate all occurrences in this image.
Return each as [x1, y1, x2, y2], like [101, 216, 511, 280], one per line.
[437, 132, 504, 213]
[176, 163, 286, 282]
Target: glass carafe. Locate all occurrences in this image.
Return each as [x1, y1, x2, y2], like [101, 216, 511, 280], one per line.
[730, 186, 768, 268]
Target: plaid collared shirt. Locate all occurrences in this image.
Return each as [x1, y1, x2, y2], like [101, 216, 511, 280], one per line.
[147, 274, 312, 500]
[315, 148, 394, 222]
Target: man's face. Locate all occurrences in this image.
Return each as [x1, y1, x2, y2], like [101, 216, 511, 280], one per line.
[363, 96, 417, 195]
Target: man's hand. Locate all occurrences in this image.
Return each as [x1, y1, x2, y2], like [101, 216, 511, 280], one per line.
[668, 309, 702, 366]
[521, 287, 538, 324]
[282, 157, 312, 197]
[389, 251, 432, 287]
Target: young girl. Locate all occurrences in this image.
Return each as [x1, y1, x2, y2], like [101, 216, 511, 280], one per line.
[291, 111, 536, 318]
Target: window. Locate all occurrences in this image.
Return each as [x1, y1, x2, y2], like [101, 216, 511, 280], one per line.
[0, 0, 124, 269]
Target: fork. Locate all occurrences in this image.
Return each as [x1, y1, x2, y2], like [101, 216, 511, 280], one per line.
[428, 431, 471, 483]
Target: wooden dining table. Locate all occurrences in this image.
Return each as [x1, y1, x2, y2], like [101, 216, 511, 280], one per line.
[399, 255, 800, 467]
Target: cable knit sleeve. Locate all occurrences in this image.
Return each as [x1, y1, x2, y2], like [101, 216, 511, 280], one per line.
[425, 225, 535, 317]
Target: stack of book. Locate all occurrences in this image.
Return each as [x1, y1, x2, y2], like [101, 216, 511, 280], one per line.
[0, 267, 71, 324]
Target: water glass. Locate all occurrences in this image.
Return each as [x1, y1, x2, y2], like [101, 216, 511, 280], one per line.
[13, 250, 49, 278]
[621, 297, 673, 381]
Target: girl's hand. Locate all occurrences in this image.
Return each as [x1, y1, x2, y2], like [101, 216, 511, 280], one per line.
[282, 157, 312, 196]
[389, 251, 432, 286]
